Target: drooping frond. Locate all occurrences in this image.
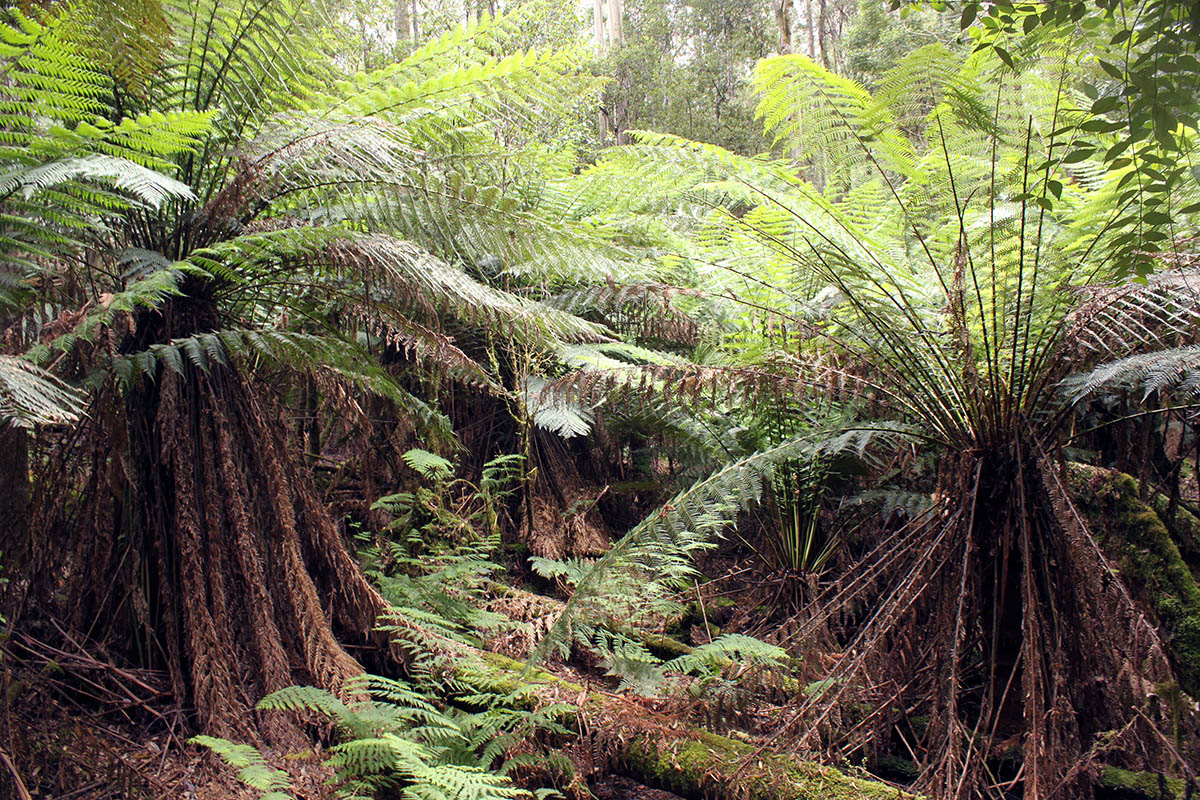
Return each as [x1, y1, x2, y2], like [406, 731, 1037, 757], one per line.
[542, 359, 880, 419]
[545, 282, 701, 347]
[1065, 269, 1200, 361]
[186, 228, 609, 348]
[0, 355, 85, 427]
[109, 329, 454, 443]
[1062, 345, 1200, 403]
[522, 375, 593, 439]
[0, 154, 194, 208]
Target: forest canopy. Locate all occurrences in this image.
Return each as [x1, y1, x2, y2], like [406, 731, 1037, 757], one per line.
[0, 2, 1198, 799]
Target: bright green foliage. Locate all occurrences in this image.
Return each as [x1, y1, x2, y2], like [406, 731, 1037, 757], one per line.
[942, 0, 1200, 277]
[190, 735, 295, 800]
[255, 673, 568, 800]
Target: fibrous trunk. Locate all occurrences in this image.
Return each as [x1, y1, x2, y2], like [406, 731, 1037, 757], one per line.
[785, 445, 1181, 799]
[51, 364, 391, 741]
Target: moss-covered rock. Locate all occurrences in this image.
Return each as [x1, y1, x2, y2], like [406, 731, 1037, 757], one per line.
[1068, 465, 1200, 696]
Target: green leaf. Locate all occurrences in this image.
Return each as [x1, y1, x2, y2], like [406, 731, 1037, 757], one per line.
[1098, 60, 1125, 81]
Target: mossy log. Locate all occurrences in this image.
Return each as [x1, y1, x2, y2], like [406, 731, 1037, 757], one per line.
[468, 651, 910, 800]
[1068, 464, 1200, 696]
[1098, 765, 1191, 800]
[1146, 493, 1200, 583]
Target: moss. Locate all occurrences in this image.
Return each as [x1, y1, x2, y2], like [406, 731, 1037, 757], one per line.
[1146, 493, 1200, 583]
[624, 730, 910, 800]
[638, 631, 695, 660]
[1069, 464, 1200, 696]
[1098, 766, 1189, 799]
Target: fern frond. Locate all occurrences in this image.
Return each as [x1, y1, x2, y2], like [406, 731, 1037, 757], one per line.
[190, 735, 294, 799]
[523, 376, 593, 439]
[664, 633, 787, 676]
[545, 282, 701, 347]
[532, 423, 913, 661]
[403, 448, 455, 481]
[257, 685, 353, 726]
[0, 355, 85, 427]
[753, 54, 919, 185]
[0, 154, 194, 207]
[1062, 345, 1200, 403]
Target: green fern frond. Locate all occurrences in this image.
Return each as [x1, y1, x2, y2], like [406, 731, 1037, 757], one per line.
[403, 448, 455, 481]
[753, 54, 919, 185]
[0, 154, 194, 207]
[0, 355, 85, 427]
[190, 735, 294, 799]
[1063, 345, 1200, 403]
[257, 684, 353, 727]
[665, 633, 787, 676]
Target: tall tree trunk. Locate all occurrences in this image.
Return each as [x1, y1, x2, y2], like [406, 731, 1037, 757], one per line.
[606, 0, 623, 46]
[816, 0, 829, 68]
[773, 0, 792, 53]
[394, 0, 410, 41]
[592, 0, 606, 52]
[804, 0, 816, 59]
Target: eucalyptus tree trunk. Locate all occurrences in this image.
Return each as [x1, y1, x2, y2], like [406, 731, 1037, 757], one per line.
[773, 0, 792, 53]
[592, 0, 606, 51]
[394, 0, 410, 41]
[606, 0, 623, 46]
[816, 0, 829, 68]
[804, 0, 815, 59]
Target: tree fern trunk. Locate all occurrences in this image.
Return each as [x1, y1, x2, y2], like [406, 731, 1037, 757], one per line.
[118, 364, 389, 741]
[0, 423, 28, 538]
